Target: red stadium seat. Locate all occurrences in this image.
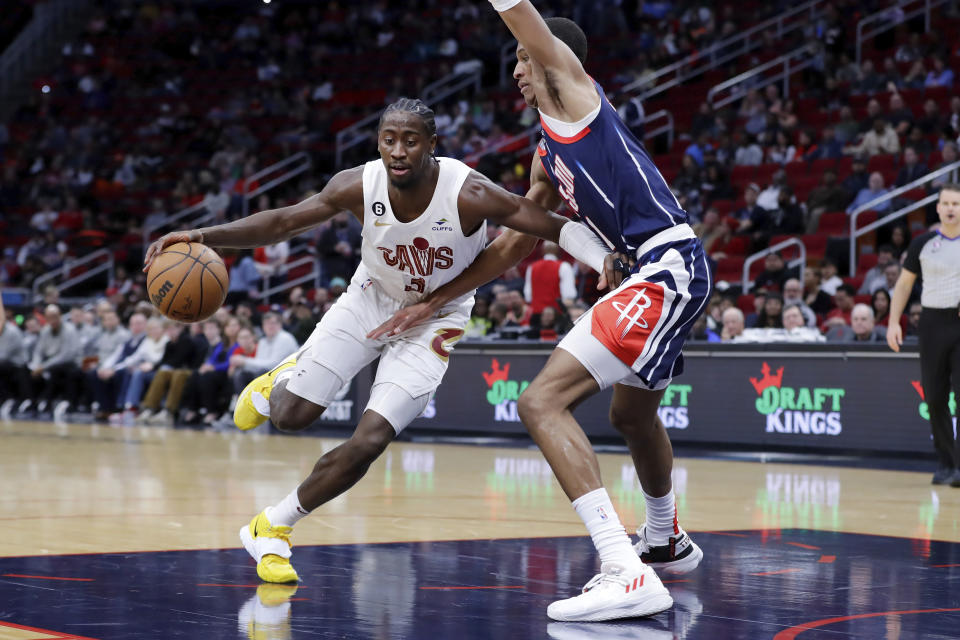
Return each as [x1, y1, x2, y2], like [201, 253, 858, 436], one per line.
[818, 211, 848, 234]
[857, 253, 878, 274]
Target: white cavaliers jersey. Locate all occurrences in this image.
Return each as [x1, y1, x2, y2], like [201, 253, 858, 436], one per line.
[356, 157, 486, 307]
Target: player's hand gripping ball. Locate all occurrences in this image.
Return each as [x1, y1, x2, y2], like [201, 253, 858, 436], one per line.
[145, 242, 229, 323]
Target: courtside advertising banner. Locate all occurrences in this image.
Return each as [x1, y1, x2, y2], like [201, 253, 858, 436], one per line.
[398, 347, 939, 454]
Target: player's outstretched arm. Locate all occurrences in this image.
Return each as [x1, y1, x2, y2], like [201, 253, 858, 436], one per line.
[490, 1, 585, 81]
[460, 173, 626, 284]
[144, 167, 363, 271]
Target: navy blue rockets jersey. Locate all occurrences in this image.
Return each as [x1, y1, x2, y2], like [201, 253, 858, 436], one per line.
[537, 81, 688, 255]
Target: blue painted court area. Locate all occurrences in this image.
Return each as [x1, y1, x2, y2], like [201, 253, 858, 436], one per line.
[2, 530, 959, 639]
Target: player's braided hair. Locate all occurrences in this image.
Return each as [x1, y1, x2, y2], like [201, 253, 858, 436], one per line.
[378, 98, 437, 138]
[545, 17, 587, 65]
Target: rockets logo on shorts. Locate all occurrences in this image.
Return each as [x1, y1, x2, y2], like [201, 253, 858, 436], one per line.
[591, 282, 666, 367]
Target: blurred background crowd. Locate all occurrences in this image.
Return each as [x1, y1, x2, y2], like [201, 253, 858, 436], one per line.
[1, 0, 959, 423]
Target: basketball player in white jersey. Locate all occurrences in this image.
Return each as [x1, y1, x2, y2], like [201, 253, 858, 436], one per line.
[143, 98, 627, 586]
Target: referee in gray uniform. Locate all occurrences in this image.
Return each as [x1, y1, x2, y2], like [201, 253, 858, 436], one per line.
[888, 183, 960, 485]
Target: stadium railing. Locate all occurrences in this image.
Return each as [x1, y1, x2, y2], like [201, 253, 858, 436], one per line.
[259, 245, 320, 304]
[239, 152, 312, 219]
[31, 248, 114, 301]
[618, 0, 830, 102]
[143, 152, 314, 249]
[847, 160, 960, 275]
[334, 66, 483, 169]
[706, 43, 823, 109]
[855, 0, 949, 65]
[741, 237, 807, 292]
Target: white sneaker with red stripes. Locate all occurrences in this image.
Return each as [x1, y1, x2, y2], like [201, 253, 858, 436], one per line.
[546, 561, 673, 622]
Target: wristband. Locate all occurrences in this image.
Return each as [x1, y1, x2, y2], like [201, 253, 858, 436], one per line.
[489, 0, 523, 12]
[559, 221, 609, 274]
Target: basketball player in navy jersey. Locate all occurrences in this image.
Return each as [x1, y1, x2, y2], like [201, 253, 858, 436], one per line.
[371, 3, 708, 622]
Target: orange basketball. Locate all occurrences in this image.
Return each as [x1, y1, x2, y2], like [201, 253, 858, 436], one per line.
[146, 242, 229, 323]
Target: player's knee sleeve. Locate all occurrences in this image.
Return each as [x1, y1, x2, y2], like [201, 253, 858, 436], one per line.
[365, 382, 430, 434]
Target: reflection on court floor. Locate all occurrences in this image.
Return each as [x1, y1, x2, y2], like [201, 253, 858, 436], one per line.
[2, 531, 959, 639]
[3, 421, 960, 638]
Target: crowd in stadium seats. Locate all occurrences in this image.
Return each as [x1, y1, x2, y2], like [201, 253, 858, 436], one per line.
[2, 1, 960, 425]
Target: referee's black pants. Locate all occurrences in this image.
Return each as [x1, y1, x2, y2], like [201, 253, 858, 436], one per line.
[919, 308, 960, 468]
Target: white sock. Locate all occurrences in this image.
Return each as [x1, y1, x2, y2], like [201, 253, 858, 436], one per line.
[642, 489, 678, 545]
[251, 391, 270, 417]
[573, 488, 643, 570]
[265, 489, 310, 527]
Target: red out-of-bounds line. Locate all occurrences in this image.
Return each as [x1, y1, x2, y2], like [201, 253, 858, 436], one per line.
[419, 585, 524, 590]
[773, 607, 960, 640]
[786, 542, 821, 550]
[750, 568, 803, 576]
[2, 574, 94, 582]
[818, 555, 836, 563]
[932, 563, 960, 568]
[0, 619, 99, 639]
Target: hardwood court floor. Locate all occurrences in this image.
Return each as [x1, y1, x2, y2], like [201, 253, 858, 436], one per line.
[2, 420, 960, 639]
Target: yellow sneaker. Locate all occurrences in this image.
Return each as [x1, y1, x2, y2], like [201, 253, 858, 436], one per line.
[238, 510, 300, 583]
[234, 355, 298, 430]
[238, 584, 298, 640]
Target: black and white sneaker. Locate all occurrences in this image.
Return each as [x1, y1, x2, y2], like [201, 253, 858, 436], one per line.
[933, 465, 956, 485]
[635, 524, 703, 575]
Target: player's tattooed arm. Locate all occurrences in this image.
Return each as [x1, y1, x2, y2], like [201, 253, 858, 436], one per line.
[144, 167, 364, 270]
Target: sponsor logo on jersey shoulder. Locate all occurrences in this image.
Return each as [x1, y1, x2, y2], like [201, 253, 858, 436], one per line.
[432, 217, 454, 231]
[374, 219, 391, 227]
[372, 201, 386, 216]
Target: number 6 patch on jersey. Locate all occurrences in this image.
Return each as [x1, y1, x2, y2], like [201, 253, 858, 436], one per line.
[590, 282, 667, 367]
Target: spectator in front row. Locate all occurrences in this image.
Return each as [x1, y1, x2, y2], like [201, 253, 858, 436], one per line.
[116, 318, 169, 416]
[782, 278, 817, 327]
[218, 312, 297, 427]
[136, 322, 203, 425]
[181, 318, 240, 426]
[26, 305, 81, 419]
[91, 312, 146, 420]
[721, 307, 745, 341]
[822, 284, 857, 331]
[0, 299, 30, 418]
